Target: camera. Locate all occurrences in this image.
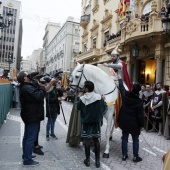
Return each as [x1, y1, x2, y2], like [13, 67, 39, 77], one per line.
[27, 71, 63, 86]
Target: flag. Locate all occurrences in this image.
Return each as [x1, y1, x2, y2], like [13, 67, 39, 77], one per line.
[122, 0, 130, 16]
[118, 0, 123, 16]
[61, 72, 67, 89]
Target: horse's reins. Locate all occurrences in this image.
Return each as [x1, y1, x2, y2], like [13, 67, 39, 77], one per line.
[70, 63, 87, 91]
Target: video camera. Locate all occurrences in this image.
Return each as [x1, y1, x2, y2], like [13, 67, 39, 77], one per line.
[27, 71, 63, 85]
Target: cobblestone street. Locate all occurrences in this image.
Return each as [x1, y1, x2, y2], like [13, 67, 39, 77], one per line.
[0, 101, 169, 170]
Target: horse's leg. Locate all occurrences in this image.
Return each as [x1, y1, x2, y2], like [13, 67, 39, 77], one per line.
[103, 105, 114, 158]
[109, 118, 114, 141]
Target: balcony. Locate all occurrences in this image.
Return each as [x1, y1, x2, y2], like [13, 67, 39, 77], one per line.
[121, 16, 163, 44]
[76, 48, 100, 62]
[80, 14, 90, 29]
[105, 37, 121, 53]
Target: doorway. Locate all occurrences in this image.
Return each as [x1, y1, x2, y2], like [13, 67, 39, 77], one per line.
[138, 58, 156, 84]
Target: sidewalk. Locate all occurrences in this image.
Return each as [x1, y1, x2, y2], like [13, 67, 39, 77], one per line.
[0, 108, 104, 170]
[0, 105, 169, 170]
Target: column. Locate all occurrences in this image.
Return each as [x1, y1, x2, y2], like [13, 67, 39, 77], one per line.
[156, 0, 161, 12]
[155, 44, 164, 83]
[155, 56, 162, 83]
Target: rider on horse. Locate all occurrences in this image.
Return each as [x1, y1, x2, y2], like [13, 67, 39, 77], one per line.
[103, 48, 131, 91]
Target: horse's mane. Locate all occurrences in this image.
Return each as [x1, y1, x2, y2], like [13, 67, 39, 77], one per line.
[85, 64, 110, 79]
[72, 64, 113, 83]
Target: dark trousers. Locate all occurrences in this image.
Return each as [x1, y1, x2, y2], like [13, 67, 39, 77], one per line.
[46, 116, 57, 135]
[34, 121, 40, 147]
[122, 131, 139, 157]
[23, 121, 39, 163]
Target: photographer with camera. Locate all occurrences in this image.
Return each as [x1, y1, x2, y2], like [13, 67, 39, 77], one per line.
[17, 71, 57, 167]
[46, 83, 63, 141]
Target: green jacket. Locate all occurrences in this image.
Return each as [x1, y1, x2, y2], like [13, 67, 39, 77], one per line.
[77, 98, 107, 123]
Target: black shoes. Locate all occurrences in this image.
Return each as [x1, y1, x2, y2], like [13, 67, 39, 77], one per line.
[50, 134, 58, 139]
[84, 159, 90, 167]
[46, 134, 50, 141]
[33, 148, 44, 155]
[23, 160, 39, 167]
[133, 156, 142, 162]
[122, 155, 128, 161]
[46, 134, 58, 140]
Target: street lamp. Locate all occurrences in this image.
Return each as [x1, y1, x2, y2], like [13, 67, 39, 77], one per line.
[131, 42, 139, 57]
[6, 53, 15, 76]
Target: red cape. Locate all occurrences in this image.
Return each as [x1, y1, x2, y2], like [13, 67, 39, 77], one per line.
[121, 61, 132, 91]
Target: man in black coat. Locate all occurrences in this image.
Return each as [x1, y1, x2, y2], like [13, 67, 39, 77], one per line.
[118, 75, 144, 163]
[17, 71, 57, 167]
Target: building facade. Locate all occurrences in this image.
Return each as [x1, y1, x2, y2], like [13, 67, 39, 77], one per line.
[0, 0, 22, 78]
[29, 48, 43, 72]
[77, 0, 170, 86]
[20, 59, 32, 73]
[45, 17, 80, 74]
[76, 0, 119, 65]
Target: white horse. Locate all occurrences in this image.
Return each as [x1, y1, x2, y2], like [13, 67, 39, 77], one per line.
[71, 63, 118, 158]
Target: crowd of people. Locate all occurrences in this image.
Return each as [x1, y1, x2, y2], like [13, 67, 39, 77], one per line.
[12, 45, 170, 168]
[139, 83, 170, 139]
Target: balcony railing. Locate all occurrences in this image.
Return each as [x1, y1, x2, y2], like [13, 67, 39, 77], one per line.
[121, 17, 163, 43]
[76, 48, 100, 62]
[80, 14, 90, 28]
[141, 22, 149, 32]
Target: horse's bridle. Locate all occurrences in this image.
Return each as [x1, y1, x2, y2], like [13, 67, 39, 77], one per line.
[70, 64, 87, 91]
[70, 64, 117, 95]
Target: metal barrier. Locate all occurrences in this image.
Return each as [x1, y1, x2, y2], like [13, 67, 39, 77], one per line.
[0, 83, 12, 125]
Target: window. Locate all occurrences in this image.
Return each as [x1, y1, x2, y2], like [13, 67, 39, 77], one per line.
[104, 30, 110, 41]
[84, 43, 87, 52]
[92, 37, 96, 48]
[75, 28, 79, 34]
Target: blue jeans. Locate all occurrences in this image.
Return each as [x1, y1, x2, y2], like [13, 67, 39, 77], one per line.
[22, 121, 39, 163]
[122, 131, 139, 157]
[46, 116, 57, 135]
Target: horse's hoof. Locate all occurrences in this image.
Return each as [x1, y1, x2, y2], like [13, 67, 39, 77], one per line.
[109, 136, 112, 141]
[102, 153, 109, 158]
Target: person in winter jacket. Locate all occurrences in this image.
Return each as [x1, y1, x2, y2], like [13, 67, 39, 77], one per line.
[77, 80, 107, 168]
[46, 86, 63, 140]
[118, 75, 144, 163]
[17, 71, 57, 167]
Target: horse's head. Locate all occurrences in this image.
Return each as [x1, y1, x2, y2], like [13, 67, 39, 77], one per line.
[70, 63, 87, 91]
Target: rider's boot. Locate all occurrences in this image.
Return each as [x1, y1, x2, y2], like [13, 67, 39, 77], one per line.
[84, 144, 90, 167]
[95, 141, 100, 168]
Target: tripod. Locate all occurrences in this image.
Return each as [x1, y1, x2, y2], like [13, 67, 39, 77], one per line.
[60, 102, 67, 124]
